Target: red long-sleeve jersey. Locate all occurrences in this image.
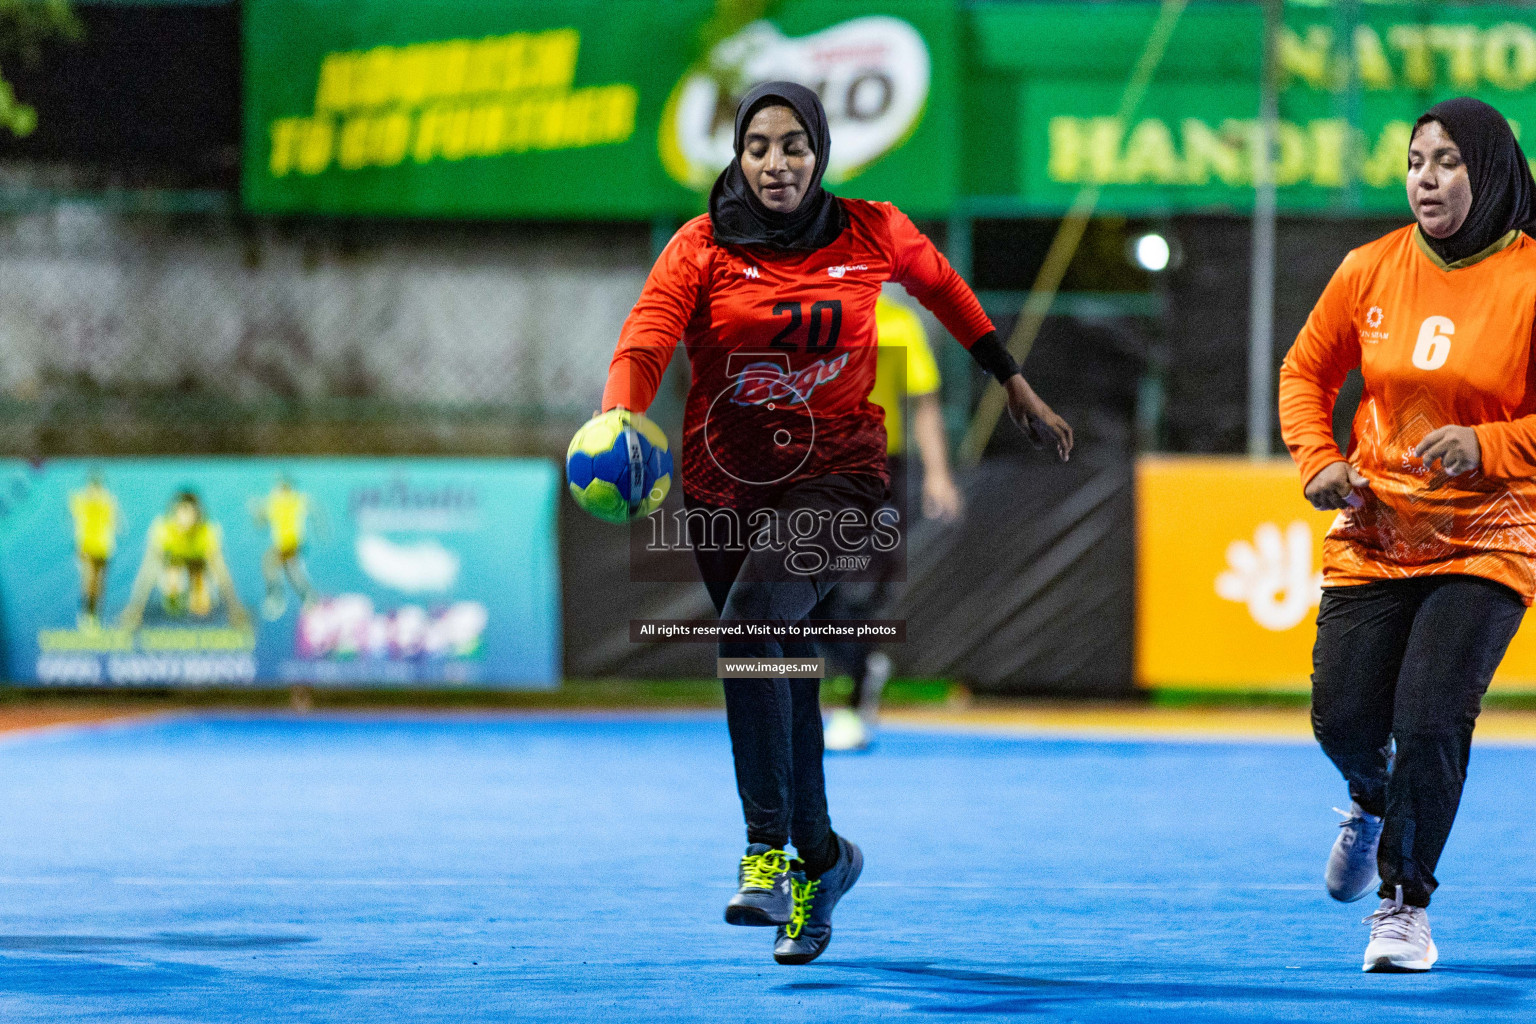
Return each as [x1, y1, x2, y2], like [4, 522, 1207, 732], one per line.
[602, 199, 995, 507]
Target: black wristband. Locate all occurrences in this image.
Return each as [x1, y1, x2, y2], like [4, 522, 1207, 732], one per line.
[967, 331, 1021, 385]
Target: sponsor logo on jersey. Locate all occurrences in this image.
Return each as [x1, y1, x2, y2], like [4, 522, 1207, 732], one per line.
[658, 17, 931, 190]
[729, 354, 850, 406]
[743, 265, 761, 279]
[826, 264, 868, 278]
[1362, 304, 1389, 343]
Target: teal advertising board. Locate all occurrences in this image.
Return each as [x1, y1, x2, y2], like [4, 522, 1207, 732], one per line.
[0, 459, 559, 688]
[243, 0, 959, 218]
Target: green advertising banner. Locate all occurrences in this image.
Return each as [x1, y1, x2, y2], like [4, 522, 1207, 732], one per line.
[991, 2, 1536, 214]
[243, 0, 958, 218]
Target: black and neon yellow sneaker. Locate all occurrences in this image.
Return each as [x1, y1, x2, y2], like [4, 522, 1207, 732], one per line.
[774, 835, 863, 965]
[725, 844, 792, 926]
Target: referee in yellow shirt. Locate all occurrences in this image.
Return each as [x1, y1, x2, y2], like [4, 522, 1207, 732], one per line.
[821, 292, 963, 752]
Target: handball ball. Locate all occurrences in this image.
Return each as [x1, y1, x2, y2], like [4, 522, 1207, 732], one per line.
[566, 409, 672, 524]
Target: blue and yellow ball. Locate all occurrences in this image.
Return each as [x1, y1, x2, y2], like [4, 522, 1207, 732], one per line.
[566, 409, 672, 524]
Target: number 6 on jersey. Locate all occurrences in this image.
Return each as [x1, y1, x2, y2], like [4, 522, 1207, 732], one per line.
[1411, 316, 1455, 371]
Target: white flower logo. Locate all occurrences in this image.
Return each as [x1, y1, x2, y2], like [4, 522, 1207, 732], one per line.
[1215, 521, 1324, 631]
[1366, 306, 1384, 328]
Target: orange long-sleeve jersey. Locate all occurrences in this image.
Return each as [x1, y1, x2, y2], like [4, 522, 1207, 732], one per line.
[1279, 225, 1536, 602]
[602, 199, 995, 507]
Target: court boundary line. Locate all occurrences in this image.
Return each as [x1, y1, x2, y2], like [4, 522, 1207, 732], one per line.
[0, 711, 182, 748]
[882, 710, 1536, 749]
[2, 706, 1534, 749]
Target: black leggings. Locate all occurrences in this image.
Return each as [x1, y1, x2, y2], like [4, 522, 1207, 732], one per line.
[688, 473, 885, 875]
[1311, 575, 1525, 906]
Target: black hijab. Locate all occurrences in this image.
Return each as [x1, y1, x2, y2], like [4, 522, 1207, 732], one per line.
[1412, 97, 1536, 264]
[708, 81, 847, 252]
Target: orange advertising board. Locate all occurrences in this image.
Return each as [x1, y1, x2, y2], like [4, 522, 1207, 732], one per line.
[1136, 457, 1536, 692]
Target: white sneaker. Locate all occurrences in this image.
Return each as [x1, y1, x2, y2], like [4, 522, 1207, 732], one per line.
[823, 708, 870, 752]
[1326, 802, 1383, 902]
[1362, 886, 1438, 972]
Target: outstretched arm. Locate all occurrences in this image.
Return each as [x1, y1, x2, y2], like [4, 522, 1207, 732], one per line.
[601, 224, 709, 414]
[884, 205, 1072, 461]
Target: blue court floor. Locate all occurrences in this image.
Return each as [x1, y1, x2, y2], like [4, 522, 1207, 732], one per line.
[0, 713, 1534, 1023]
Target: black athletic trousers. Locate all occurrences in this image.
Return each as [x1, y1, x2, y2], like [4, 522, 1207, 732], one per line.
[1311, 574, 1525, 906]
[687, 473, 885, 876]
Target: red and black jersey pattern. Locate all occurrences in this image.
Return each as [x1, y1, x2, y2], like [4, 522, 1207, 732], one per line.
[603, 199, 994, 508]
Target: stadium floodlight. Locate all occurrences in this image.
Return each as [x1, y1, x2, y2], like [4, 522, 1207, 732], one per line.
[1132, 232, 1171, 272]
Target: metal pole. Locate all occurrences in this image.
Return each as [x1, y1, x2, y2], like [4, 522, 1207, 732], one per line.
[1334, 0, 1363, 212]
[1247, 0, 1280, 459]
[943, 211, 976, 450]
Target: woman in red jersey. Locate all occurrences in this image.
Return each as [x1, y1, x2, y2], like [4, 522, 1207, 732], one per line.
[1279, 97, 1536, 973]
[602, 82, 1071, 965]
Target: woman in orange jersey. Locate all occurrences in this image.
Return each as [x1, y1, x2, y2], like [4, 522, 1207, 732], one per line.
[603, 82, 1071, 965]
[1279, 97, 1536, 973]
